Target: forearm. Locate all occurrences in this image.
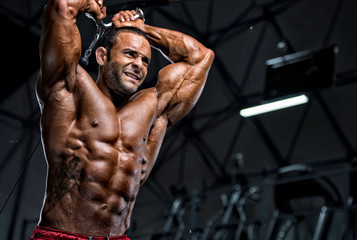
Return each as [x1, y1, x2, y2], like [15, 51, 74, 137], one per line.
[139, 24, 209, 64]
[138, 24, 214, 123]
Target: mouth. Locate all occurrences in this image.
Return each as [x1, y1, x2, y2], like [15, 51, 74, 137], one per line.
[124, 71, 141, 83]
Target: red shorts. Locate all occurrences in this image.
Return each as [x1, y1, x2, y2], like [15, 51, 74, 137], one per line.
[29, 226, 131, 240]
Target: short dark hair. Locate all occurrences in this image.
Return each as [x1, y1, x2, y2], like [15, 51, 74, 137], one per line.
[101, 27, 150, 58]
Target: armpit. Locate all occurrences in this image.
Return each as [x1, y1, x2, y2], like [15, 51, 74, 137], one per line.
[48, 88, 74, 112]
[53, 88, 72, 102]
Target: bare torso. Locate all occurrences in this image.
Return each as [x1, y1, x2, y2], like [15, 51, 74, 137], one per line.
[37, 1, 214, 236]
[39, 67, 167, 236]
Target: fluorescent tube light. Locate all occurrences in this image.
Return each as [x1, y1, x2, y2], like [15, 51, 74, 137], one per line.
[240, 94, 309, 117]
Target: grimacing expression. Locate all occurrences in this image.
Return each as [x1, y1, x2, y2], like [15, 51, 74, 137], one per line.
[103, 31, 151, 96]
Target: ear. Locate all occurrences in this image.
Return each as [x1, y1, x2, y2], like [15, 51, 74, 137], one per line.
[95, 46, 108, 66]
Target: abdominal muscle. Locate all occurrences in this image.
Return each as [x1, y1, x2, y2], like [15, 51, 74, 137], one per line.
[40, 143, 142, 236]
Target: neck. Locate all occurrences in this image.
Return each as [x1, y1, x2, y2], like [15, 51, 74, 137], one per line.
[96, 76, 129, 109]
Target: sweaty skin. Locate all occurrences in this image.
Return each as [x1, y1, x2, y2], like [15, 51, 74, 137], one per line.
[36, 0, 214, 237]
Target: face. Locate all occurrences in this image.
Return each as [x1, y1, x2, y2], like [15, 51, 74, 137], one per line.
[103, 31, 151, 97]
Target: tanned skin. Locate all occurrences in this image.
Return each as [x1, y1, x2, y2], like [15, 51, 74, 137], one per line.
[36, 0, 214, 237]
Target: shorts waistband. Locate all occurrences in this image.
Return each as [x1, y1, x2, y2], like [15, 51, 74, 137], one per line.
[31, 226, 130, 240]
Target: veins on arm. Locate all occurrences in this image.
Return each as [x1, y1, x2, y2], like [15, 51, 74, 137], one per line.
[37, 0, 84, 102]
[156, 47, 214, 126]
[138, 24, 214, 125]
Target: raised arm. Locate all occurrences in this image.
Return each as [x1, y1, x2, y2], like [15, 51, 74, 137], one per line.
[36, 0, 106, 103]
[146, 25, 214, 126]
[112, 15, 214, 126]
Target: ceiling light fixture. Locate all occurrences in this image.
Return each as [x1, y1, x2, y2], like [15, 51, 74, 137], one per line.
[240, 94, 309, 118]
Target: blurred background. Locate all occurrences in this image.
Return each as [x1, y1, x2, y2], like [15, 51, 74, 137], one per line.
[0, 0, 357, 239]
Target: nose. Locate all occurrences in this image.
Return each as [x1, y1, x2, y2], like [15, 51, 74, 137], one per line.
[132, 57, 143, 70]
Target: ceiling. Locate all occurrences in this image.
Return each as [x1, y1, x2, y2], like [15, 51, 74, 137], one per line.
[0, 0, 357, 239]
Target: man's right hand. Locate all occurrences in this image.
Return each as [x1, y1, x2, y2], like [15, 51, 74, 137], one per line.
[112, 10, 144, 28]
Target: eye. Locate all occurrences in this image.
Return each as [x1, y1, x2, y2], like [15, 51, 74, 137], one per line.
[142, 57, 150, 66]
[125, 51, 135, 57]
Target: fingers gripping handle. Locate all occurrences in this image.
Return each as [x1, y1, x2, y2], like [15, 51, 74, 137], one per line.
[85, 8, 145, 29]
[79, 8, 145, 67]
[99, 8, 145, 29]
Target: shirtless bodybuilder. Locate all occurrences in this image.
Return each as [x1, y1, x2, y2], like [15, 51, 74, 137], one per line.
[30, 0, 214, 239]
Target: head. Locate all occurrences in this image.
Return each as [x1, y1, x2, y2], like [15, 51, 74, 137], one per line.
[96, 27, 151, 97]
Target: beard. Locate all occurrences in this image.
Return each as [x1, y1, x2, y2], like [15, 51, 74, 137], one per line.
[103, 62, 138, 97]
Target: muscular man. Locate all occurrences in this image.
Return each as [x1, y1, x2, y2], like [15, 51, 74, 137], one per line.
[30, 0, 214, 239]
